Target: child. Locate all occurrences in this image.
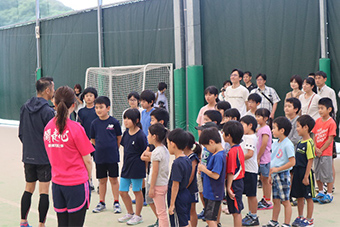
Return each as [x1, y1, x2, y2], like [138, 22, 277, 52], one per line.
[291, 115, 316, 227]
[239, 116, 259, 226]
[263, 116, 295, 227]
[154, 82, 169, 111]
[284, 97, 302, 149]
[312, 98, 336, 204]
[255, 108, 273, 210]
[122, 91, 143, 132]
[245, 93, 262, 118]
[150, 107, 170, 127]
[78, 87, 98, 139]
[223, 120, 245, 227]
[90, 96, 122, 213]
[140, 90, 156, 136]
[216, 101, 231, 118]
[223, 108, 241, 123]
[118, 109, 147, 225]
[184, 132, 202, 227]
[197, 86, 219, 134]
[147, 123, 170, 227]
[167, 128, 192, 227]
[198, 127, 226, 227]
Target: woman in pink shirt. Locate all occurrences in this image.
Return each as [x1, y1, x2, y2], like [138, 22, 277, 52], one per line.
[44, 86, 93, 226]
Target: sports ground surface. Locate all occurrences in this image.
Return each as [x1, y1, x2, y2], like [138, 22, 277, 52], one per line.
[1, 124, 340, 226]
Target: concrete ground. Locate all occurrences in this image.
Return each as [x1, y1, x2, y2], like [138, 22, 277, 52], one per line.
[1, 124, 340, 226]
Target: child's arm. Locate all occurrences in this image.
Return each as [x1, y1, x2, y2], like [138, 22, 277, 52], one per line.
[257, 134, 269, 164]
[149, 160, 159, 198]
[187, 159, 198, 188]
[197, 163, 220, 180]
[90, 138, 95, 146]
[270, 102, 278, 119]
[302, 158, 313, 186]
[226, 173, 235, 199]
[82, 154, 93, 179]
[270, 157, 296, 174]
[316, 135, 334, 157]
[117, 135, 122, 147]
[244, 149, 254, 160]
[140, 147, 152, 162]
[168, 181, 179, 215]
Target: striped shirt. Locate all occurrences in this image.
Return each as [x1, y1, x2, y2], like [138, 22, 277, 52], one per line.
[250, 86, 281, 112]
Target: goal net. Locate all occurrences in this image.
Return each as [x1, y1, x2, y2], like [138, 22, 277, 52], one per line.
[85, 63, 174, 129]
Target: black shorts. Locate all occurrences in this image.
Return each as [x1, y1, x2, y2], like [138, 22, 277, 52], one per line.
[24, 163, 51, 182]
[203, 198, 221, 221]
[243, 172, 257, 197]
[168, 189, 191, 227]
[226, 179, 244, 214]
[96, 163, 119, 179]
[291, 167, 315, 199]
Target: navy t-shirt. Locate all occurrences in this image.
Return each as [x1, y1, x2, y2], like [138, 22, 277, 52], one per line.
[187, 153, 199, 194]
[91, 116, 122, 164]
[168, 156, 192, 192]
[77, 106, 98, 139]
[120, 129, 148, 179]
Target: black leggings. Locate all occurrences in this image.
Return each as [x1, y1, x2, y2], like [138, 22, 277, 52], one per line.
[57, 204, 87, 227]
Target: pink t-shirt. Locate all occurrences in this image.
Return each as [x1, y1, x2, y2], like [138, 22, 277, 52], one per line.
[196, 105, 216, 126]
[44, 118, 94, 186]
[256, 125, 272, 164]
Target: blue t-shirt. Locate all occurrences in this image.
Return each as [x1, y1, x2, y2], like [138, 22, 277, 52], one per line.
[141, 107, 155, 136]
[168, 156, 192, 192]
[120, 129, 148, 179]
[90, 116, 122, 164]
[187, 153, 200, 194]
[271, 137, 295, 173]
[203, 150, 226, 201]
[77, 106, 98, 139]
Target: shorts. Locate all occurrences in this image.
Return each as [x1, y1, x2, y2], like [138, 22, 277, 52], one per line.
[119, 178, 143, 192]
[197, 172, 203, 193]
[95, 163, 119, 179]
[314, 156, 333, 183]
[52, 181, 90, 213]
[243, 172, 257, 197]
[24, 163, 51, 182]
[145, 175, 154, 204]
[291, 167, 315, 199]
[186, 192, 199, 220]
[259, 163, 270, 177]
[203, 198, 221, 221]
[272, 170, 290, 201]
[226, 179, 244, 214]
[168, 188, 191, 227]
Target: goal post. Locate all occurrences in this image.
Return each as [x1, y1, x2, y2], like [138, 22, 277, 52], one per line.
[85, 63, 174, 129]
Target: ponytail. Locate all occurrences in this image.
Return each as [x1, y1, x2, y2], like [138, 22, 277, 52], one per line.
[56, 101, 69, 134]
[54, 86, 76, 134]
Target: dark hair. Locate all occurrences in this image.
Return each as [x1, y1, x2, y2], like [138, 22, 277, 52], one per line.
[318, 97, 335, 118]
[290, 75, 303, 90]
[231, 69, 244, 78]
[222, 120, 243, 144]
[186, 132, 202, 158]
[140, 90, 156, 106]
[303, 77, 317, 93]
[36, 77, 53, 93]
[204, 86, 219, 102]
[158, 82, 168, 91]
[123, 108, 142, 129]
[94, 96, 110, 107]
[216, 101, 231, 112]
[223, 80, 232, 86]
[308, 73, 315, 78]
[74, 84, 82, 93]
[256, 73, 267, 81]
[315, 71, 327, 78]
[224, 108, 240, 121]
[128, 91, 140, 101]
[297, 115, 315, 133]
[244, 71, 252, 78]
[285, 97, 301, 114]
[150, 108, 169, 127]
[204, 110, 222, 125]
[149, 123, 168, 143]
[248, 93, 262, 104]
[167, 128, 188, 150]
[199, 127, 221, 145]
[240, 115, 257, 132]
[82, 87, 98, 100]
[273, 116, 292, 136]
[255, 108, 272, 128]
[54, 86, 76, 134]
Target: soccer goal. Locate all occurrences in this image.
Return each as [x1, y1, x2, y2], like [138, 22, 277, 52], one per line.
[85, 63, 174, 129]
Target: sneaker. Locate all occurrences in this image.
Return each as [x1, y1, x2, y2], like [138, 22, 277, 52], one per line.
[197, 209, 205, 219]
[242, 213, 260, 226]
[118, 213, 134, 223]
[292, 217, 303, 227]
[313, 193, 325, 202]
[89, 179, 95, 191]
[262, 220, 279, 227]
[217, 223, 222, 227]
[318, 194, 333, 204]
[114, 203, 122, 214]
[92, 202, 106, 213]
[290, 198, 297, 206]
[300, 218, 314, 227]
[132, 199, 136, 204]
[222, 205, 230, 214]
[258, 198, 266, 209]
[258, 199, 273, 210]
[20, 222, 32, 227]
[147, 219, 159, 227]
[143, 201, 148, 206]
[127, 214, 143, 225]
[281, 224, 291, 227]
[258, 180, 263, 188]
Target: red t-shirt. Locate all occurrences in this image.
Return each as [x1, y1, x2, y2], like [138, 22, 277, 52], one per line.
[312, 117, 337, 156]
[44, 118, 94, 186]
[226, 145, 245, 180]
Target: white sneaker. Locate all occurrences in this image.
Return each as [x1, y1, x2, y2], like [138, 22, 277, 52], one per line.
[127, 214, 143, 225]
[118, 213, 134, 223]
[114, 203, 122, 214]
[92, 202, 106, 213]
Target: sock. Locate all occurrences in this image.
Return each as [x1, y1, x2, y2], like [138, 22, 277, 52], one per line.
[328, 193, 333, 197]
[100, 200, 105, 205]
[265, 197, 270, 201]
[271, 220, 278, 224]
[249, 213, 257, 218]
[114, 200, 119, 204]
[38, 194, 49, 223]
[21, 191, 32, 220]
[299, 215, 304, 218]
[142, 187, 146, 201]
[319, 191, 325, 195]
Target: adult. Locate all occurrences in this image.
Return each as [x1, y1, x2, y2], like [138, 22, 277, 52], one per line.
[299, 77, 320, 121]
[285, 75, 303, 100]
[44, 86, 93, 226]
[243, 71, 257, 92]
[250, 73, 281, 119]
[73, 84, 83, 120]
[315, 71, 338, 114]
[19, 77, 55, 227]
[224, 69, 249, 116]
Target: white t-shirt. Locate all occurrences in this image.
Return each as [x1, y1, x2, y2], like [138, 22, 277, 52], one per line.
[224, 85, 249, 116]
[240, 134, 258, 173]
[299, 93, 321, 121]
[244, 110, 256, 118]
[149, 145, 170, 186]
